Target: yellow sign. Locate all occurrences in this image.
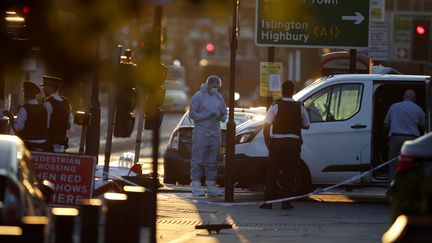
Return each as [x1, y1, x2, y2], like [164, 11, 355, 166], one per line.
[260, 62, 283, 97]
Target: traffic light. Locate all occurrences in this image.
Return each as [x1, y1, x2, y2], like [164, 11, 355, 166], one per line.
[411, 19, 431, 61]
[114, 55, 137, 138]
[205, 42, 215, 55]
[144, 63, 167, 130]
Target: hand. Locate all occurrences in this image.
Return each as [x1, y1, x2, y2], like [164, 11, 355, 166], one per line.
[218, 115, 226, 122]
[206, 112, 218, 120]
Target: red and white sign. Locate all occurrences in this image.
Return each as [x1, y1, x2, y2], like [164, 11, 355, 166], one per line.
[30, 152, 96, 206]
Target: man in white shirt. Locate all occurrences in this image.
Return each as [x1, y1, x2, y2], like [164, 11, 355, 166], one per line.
[41, 76, 73, 152]
[13, 81, 48, 151]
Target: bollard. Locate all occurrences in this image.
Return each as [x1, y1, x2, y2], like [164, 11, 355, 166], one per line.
[22, 216, 50, 243]
[80, 198, 102, 243]
[123, 186, 151, 243]
[51, 207, 79, 243]
[103, 192, 128, 243]
[0, 225, 22, 243]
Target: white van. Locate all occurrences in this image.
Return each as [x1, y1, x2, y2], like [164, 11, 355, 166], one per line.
[234, 74, 429, 191]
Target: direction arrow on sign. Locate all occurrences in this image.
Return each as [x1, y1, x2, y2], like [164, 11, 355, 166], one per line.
[342, 12, 365, 25]
[255, 0, 370, 48]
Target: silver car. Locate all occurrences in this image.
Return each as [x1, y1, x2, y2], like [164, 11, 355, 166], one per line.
[0, 135, 52, 225]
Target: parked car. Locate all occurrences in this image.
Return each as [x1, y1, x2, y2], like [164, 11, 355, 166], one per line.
[162, 64, 190, 112]
[388, 132, 432, 216]
[162, 89, 189, 112]
[0, 135, 52, 225]
[235, 74, 428, 194]
[163, 107, 265, 185]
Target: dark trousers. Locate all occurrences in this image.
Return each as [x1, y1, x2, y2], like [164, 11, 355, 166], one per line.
[264, 137, 301, 200]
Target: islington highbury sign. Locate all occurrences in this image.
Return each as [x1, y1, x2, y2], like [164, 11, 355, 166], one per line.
[255, 0, 370, 49]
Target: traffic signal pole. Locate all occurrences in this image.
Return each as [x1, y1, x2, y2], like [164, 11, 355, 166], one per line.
[225, 0, 240, 202]
[349, 49, 357, 74]
[266, 47, 275, 109]
[103, 45, 123, 181]
[149, 6, 163, 243]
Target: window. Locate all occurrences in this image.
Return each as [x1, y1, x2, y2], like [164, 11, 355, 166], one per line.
[304, 84, 363, 122]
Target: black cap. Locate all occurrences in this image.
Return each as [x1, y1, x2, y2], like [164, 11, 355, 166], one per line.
[23, 81, 41, 95]
[41, 75, 62, 86]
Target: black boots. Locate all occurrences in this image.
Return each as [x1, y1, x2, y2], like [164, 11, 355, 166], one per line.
[259, 202, 294, 210]
[259, 203, 272, 209]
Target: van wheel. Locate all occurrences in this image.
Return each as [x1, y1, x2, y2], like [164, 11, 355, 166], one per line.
[296, 162, 313, 195]
[280, 162, 312, 195]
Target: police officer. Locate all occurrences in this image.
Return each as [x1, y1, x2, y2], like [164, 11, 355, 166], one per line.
[260, 80, 310, 209]
[13, 81, 48, 151]
[41, 75, 72, 152]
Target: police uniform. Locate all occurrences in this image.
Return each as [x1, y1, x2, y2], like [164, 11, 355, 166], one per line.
[41, 76, 72, 152]
[262, 97, 310, 209]
[14, 81, 48, 151]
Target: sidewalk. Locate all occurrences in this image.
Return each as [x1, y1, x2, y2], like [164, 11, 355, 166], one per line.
[155, 187, 391, 243]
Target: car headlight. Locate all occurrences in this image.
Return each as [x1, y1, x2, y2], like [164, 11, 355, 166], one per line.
[235, 128, 261, 144]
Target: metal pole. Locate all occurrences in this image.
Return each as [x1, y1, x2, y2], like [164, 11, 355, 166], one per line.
[266, 47, 275, 110]
[150, 5, 163, 243]
[103, 45, 122, 181]
[134, 91, 145, 163]
[79, 124, 87, 153]
[427, 77, 432, 132]
[85, 39, 101, 156]
[224, 0, 239, 202]
[349, 49, 356, 74]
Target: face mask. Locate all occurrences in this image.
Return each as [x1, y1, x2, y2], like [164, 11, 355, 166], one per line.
[209, 87, 218, 93]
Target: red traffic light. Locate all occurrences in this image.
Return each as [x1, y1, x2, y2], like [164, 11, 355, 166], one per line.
[205, 43, 215, 53]
[416, 25, 426, 35]
[22, 6, 30, 14]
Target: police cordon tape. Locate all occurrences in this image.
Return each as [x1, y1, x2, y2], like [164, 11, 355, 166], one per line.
[101, 157, 396, 206]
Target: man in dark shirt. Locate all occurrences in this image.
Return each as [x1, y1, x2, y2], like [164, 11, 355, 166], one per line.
[12, 81, 48, 151]
[41, 76, 72, 152]
[261, 80, 310, 210]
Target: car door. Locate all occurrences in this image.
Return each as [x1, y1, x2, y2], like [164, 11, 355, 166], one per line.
[301, 81, 372, 184]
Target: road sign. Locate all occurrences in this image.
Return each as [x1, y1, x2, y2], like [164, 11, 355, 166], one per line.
[260, 62, 283, 97]
[255, 0, 370, 48]
[31, 152, 96, 206]
[368, 21, 389, 61]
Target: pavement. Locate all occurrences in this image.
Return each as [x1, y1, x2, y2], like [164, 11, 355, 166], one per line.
[155, 186, 391, 243]
[94, 164, 392, 242]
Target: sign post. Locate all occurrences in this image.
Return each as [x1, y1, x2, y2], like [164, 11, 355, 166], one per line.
[255, 0, 370, 48]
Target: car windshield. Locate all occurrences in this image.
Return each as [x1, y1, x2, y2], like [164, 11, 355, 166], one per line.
[293, 77, 327, 101]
